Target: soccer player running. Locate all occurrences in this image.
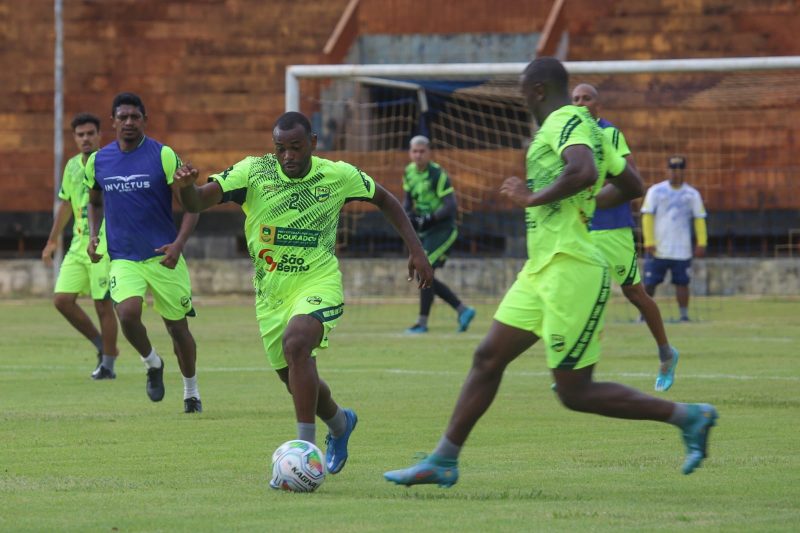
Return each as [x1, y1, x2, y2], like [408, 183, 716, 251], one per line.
[384, 58, 718, 487]
[42, 113, 119, 379]
[571, 83, 679, 392]
[641, 155, 707, 322]
[85, 92, 203, 413]
[173, 111, 433, 478]
[403, 135, 476, 334]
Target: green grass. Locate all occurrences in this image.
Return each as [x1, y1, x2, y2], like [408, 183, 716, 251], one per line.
[1, 296, 799, 532]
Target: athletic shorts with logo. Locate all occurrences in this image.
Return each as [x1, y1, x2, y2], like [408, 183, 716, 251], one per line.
[109, 255, 195, 320]
[494, 254, 610, 370]
[55, 250, 111, 300]
[644, 257, 692, 286]
[590, 227, 641, 286]
[256, 274, 344, 370]
[420, 222, 457, 268]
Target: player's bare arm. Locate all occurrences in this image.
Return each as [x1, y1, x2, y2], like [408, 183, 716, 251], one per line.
[42, 201, 73, 266]
[369, 183, 433, 289]
[596, 155, 644, 209]
[175, 162, 223, 212]
[87, 188, 104, 263]
[156, 184, 200, 269]
[501, 144, 597, 208]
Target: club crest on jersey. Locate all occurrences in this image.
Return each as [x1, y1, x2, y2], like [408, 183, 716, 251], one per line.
[315, 186, 330, 202]
[259, 225, 320, 248]
[551, 334, 565, 352]
[260, 225, 275, 244]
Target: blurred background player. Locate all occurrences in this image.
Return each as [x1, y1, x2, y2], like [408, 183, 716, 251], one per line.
[173, 111, 433, 477]
[85, 92, 203, 413]
[384, 58, 718, 488]
[572, 84, 678, 392]
[641, 156, 707, 322]
[42, 113, 119, 379]
[402, 135, 475, 334]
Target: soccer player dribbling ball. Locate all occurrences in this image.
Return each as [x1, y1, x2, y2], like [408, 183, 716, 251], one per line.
[173, 111, 433, 478]
[384, 57, 718, 488]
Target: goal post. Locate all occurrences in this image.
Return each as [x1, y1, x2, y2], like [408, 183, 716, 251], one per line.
[285, 56, 800, 318]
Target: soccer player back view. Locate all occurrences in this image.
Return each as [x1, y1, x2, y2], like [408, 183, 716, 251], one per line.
[384, 57, 718, 488]
[85, 92, 203, 413]
[572, 83, 679, 392]
[173, 111, 433, 480]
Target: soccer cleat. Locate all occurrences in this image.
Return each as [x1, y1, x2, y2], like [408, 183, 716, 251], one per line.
[655, 348, 679, 392]
[146, 361, 165, 402]
[680, 403, 718, 475]
[91, 365, 116, 380]
[184, 397, 202, 413]
[405, 324, 428, 334]
[384, 454, 459, 487]
[325, 408, 357, 474]
[457, 307, 476, 332]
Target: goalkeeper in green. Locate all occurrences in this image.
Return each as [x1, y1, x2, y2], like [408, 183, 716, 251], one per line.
[402, 135, 475, 334]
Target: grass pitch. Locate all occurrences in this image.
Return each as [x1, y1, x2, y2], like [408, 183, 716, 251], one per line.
[1, 296, 799, 532]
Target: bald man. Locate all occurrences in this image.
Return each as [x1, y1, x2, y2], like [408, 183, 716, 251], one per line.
[384, 59, 718, 487]
[572, 83, 679, 393]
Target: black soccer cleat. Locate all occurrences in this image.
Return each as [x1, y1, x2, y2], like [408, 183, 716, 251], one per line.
[91, 365, 116, 380]
[184, 397, 202, 413]
[146, 362, 165, 402]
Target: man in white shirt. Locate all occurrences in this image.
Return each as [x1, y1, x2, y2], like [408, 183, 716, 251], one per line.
[641, 155, 707, 321]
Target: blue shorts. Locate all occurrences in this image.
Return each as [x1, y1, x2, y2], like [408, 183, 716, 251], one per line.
[643, 257, 691, 286]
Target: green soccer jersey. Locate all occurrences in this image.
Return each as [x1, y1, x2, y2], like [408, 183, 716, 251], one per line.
[524, 105, 626, 273]
[58, 153, 105, 257]
[210, 154, 376, 305]
[603, 125, 631, 158]
[402, 161, 454, 217]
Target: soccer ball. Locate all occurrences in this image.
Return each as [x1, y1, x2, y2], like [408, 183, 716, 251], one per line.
[270, 440, 326, 492]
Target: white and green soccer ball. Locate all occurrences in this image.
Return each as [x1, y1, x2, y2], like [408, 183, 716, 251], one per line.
[270, 440, 326, 493]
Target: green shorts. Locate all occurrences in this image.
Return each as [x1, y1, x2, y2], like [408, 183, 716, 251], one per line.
[54, 251, 111, 300]
[494, 255, 610, 370]
[420, 223, 457, 268]
[590, 227, 640, 286]
[256, 277, 344, 370]
[109, 255, 195, 320]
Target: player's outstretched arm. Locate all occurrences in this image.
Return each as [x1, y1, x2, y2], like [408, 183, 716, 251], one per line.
[596, 155, 644, 209]
[370, 183, 433, 289]
[173, 162, 223, 212]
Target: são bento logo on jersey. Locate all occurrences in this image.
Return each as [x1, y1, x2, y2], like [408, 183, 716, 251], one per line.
[259, 225, 320, 248]
[103, 174, 151, 192]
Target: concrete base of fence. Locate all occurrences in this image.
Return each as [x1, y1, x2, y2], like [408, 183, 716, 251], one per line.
[2, 257, 798, 299]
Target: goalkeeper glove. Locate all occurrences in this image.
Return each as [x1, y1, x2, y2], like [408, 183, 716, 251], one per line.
[415, 214, 436, 232]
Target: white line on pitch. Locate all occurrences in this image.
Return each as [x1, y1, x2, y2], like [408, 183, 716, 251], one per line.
[1, 365, 797, 381]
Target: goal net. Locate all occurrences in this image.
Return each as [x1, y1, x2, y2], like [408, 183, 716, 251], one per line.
[287, 58, 800, 322]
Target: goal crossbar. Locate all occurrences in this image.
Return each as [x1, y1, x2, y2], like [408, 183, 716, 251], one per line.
[286, 55, 800, 111]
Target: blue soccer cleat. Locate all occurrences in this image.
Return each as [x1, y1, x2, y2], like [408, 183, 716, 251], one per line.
[655, 347, 679, 392]
[384, 454, 459, 487]
[325, 408, 357, 474]
[680, 403, 718, 475]
[405, 324, 428, 334]
[457, 307, 476, 332]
